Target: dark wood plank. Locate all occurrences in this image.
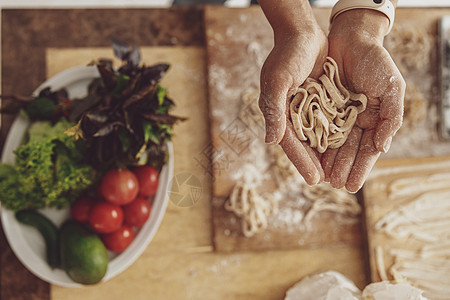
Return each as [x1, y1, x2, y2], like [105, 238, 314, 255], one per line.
[1, 7, 205, 149]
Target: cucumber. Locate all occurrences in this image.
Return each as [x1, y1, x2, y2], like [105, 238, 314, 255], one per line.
[15, 210, 60, 269]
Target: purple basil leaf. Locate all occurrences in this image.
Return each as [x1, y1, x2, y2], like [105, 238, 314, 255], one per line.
[129, 46, 141, 67]
[122, 84, 157, 109]
[119, 75, 139, 99]
[142, 64, 170, 85]
[140, 112, 186, 125]
[112, 37, 131, 61]
[96, 62, 116, 90]
[85, 111, 108, 123]
[92, 123, 115, 137]
[93, 121, 122, 137]
[69, 94, 102, 122]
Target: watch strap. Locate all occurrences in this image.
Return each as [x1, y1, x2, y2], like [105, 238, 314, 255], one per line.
[330, 0, 395, 35]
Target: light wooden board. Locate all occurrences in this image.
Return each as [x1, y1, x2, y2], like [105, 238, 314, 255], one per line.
[205, 6, 362, 252]
[45, 7, 450, 299]
[48, 46, 367, 300]
[205, 6, 450, 253]
[364, 155, 450, 284]
[205, 6, 331, 198]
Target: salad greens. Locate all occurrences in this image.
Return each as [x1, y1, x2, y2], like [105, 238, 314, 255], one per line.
[0, 120, 96, 211]
[0, 39, 183, 211]
[66, 39, 185, 170]
[0, 87, 72, 122]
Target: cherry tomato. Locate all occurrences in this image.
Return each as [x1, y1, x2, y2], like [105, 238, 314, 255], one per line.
[89, 202, 124, 234]
[95, 185, 105, 201]
[101, 169, 139, 205]
[123, 196, 152, 227]
[101, 225, 135, 253]
[71, 196, 95, 223]
[133, 165, 159, 197]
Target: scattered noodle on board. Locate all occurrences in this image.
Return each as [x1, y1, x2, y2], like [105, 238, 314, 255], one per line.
[225, 182, 361, 238]
[387, 172, 450, 200]
[224, 183, 277, 238]
[375, 189, 450, 242]
[375, 245, 389, 282]
[224, 88, 362, 237]
[238, 88, 298, 186]
[374, 180, 450, 299]
[301, 183, 361, 224]
[379, 247, 450, 300]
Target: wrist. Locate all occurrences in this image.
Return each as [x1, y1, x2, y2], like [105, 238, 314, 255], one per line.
[273, 18, 322, 45]
[329, 9, 390, 42]
[259, 0, 318, 39]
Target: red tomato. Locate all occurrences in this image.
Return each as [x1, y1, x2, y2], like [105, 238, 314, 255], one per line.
[101, 225, 135, 253]
[71, 196, 95, 223]
[133, 165, 159, 197]
[123, 196, 152, 227]
[101, 169, 139, 205]
[95, 185, 105, 201]
[89, 202, 124, 234]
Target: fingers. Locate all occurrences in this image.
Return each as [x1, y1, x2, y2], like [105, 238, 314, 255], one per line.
[321, 127, 379, 192]
[328, 127, 363, 189]
[280, 122, 324, 185]
[374, 72, 406, 153]
[321, 148, 338, 182]
[345, 129, 380, 193]
[258, 90, 286, 145]
[259, 66, 292, 145]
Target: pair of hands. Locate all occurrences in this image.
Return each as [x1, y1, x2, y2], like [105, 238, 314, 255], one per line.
[259, 8, 405, 193]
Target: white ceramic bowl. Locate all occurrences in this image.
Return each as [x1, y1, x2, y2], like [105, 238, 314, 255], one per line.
[0, 66, 173, 287]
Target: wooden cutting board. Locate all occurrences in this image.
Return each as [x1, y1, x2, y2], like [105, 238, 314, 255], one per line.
[49, 47, 368, 300]
[205, 6, 450, 253]
[364, 156, 450, 288]
[205, 6, 362, 252]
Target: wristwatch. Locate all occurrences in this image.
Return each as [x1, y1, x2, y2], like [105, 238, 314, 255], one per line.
[330, 0, 395, 35]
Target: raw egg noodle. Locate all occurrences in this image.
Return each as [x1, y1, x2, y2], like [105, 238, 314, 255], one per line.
[290, 57, 367, 153]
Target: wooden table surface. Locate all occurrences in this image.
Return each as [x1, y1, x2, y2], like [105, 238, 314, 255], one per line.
[0, 7, 366, 299]
[1, 6, 448, 300]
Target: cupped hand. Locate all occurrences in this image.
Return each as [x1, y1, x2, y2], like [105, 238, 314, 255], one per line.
[259, 22, 328, 185]
[323, 10, 406, 192]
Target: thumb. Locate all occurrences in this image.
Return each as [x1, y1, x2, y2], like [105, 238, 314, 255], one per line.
[375, 77, 406, 152]
[258, 90, 287, 145]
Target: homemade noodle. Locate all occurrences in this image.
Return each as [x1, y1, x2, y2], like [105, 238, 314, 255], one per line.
[224, 183, 277, 237]
[290, 57, 367, 153]
[302, 183, 361, 224]
[375, 187, 450, 299]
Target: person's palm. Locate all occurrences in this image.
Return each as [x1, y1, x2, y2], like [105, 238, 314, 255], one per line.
[259, 26, 328, 185]
[322, 23, 405, 192]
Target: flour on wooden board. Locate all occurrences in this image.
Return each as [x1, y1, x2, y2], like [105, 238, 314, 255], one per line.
[399, 79, 427, 133]
[383, 24, 450, 158]
[224, 88, 361, 237]
[384, 25, 432, 72]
